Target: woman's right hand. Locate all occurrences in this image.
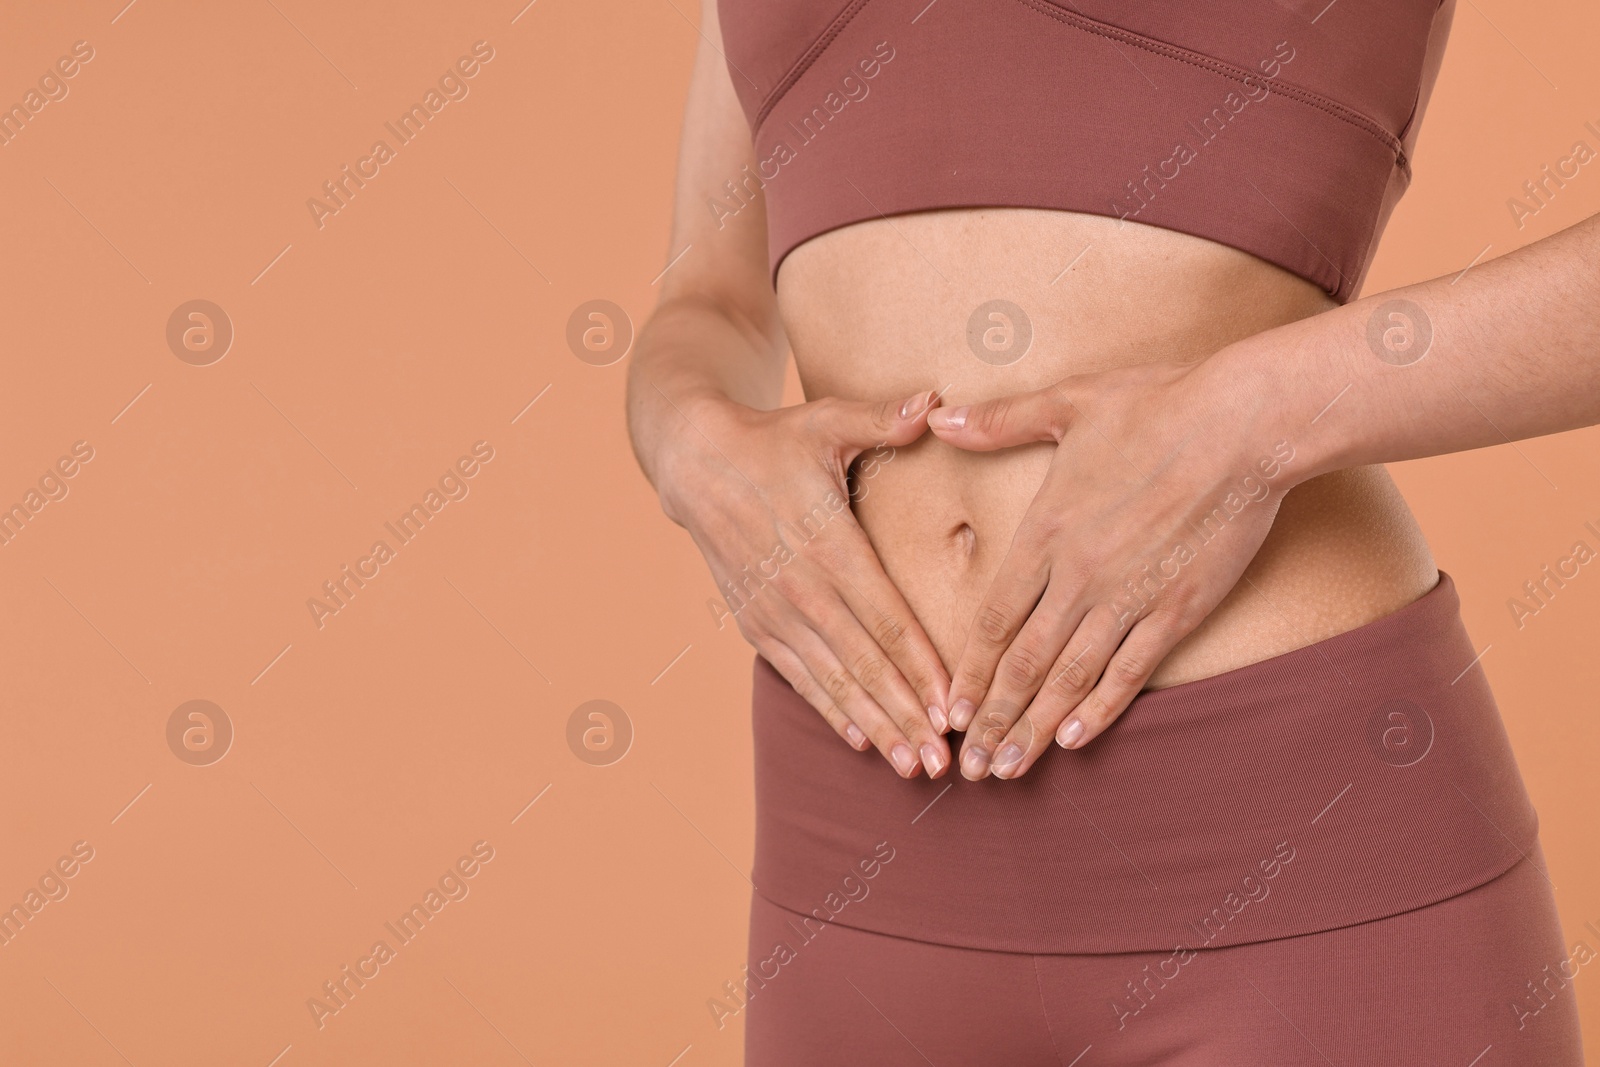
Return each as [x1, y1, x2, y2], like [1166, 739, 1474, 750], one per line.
[657, 389, 953, 778]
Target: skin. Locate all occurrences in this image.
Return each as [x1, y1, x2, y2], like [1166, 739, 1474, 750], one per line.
[931, 209, 1600, 780]
[627, 0, 1600, 782]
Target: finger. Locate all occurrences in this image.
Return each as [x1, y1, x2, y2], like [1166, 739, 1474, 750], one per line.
[825, 525, 954, 732]
[1056, 613, 1186, 751]
[989, 603, 1128, 779]
[786, 621, 938, 779]
[926, 385, 1070, 449]
[955, 585, 1085, 780]
[959, 696, 1035, 782]
[801, 593, 952, 778]
[782, 625, 917, 769]
[756, 640, 872, 752]
[811, 390, 941, 454]
[944, 528, 1051, 734]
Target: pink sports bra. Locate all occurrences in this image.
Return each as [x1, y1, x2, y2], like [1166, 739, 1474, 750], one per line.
[716, 0, 1455, 302]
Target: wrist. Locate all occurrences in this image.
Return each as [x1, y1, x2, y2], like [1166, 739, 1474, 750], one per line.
[652, 389, 749, 528]
[1203, 311, 1363, 489]
[1180, 339, 1299, 498]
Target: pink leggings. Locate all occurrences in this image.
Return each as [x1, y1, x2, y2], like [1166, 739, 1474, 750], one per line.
[744, 847, 1585, 1065]
[744, 576, 1587, 1064]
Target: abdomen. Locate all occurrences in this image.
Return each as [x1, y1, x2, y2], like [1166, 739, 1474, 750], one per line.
[776, 207, 1438, 684]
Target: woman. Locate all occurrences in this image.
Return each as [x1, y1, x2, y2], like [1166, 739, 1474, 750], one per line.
[627, 0, 1595, 1061]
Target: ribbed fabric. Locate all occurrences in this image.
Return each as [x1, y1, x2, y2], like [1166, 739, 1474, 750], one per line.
[718, 0, 1456, 301]
[750, 572, 1542, 954]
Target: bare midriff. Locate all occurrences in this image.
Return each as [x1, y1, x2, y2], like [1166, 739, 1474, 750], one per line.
[776, 208, 1439, 687]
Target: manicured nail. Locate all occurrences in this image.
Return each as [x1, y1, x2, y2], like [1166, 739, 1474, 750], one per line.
[949, 699, 976, 731]
[960, 747, 990, 780]
[890, 743, 918, 777]
[1058, 718, 1085, 748]
[928, 704, 949, 733]
[920, 742, 947, 776]
[845, 723, 867, 749]
[930, 405, 969, 430]
[991, 743, 1025, 778]
[898, 392, 929, 419]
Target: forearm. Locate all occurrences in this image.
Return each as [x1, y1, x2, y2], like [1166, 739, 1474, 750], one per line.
[1229, 212, 1600, 480]
[624, 294, 787, 499]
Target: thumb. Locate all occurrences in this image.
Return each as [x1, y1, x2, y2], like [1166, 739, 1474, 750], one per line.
[812, 390, 940, 451]
[927, 387, 1070, 451]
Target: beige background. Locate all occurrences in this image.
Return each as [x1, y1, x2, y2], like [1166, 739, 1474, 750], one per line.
[0, 1, 1597, 1064]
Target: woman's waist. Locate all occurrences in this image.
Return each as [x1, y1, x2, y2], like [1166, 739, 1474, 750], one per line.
[849, 446, 1438, 685]
[778, 209, 1338, 387]
[748, 571, 1538, 954]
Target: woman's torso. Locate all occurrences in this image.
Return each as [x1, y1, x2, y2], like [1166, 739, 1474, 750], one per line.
[777, 207, 1438, 686]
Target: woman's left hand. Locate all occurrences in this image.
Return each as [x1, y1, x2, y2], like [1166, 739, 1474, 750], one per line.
[926, 350, 1303, 780]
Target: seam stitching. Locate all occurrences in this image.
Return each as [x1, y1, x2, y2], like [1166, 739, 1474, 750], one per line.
[754, 0, 874, 133]
[1014, 0, 1409, 174]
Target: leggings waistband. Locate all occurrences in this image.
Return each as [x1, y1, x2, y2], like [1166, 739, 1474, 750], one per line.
[750, 572, 1540, 953]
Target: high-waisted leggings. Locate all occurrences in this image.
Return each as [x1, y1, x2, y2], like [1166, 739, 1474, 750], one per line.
[742, 574, 1587, 1064]
[745, 847, 1584, 1065]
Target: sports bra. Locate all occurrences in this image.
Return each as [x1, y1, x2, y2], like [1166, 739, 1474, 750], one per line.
[716, 0, 1455, 302]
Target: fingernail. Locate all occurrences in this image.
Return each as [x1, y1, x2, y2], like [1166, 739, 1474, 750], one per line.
[890, 743, 918, 777]
[928, 704, 949, 733]
[920, 742, 947, 776]
[1058, 719, 1085, 749]
[960, 747, 990, 780]
[846, 723, 867, 749]
[898, 392, 929, 419]
[930, 405, 969, 430]
[949, 699, 976, 731]
[991, 743, 1025, 778]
